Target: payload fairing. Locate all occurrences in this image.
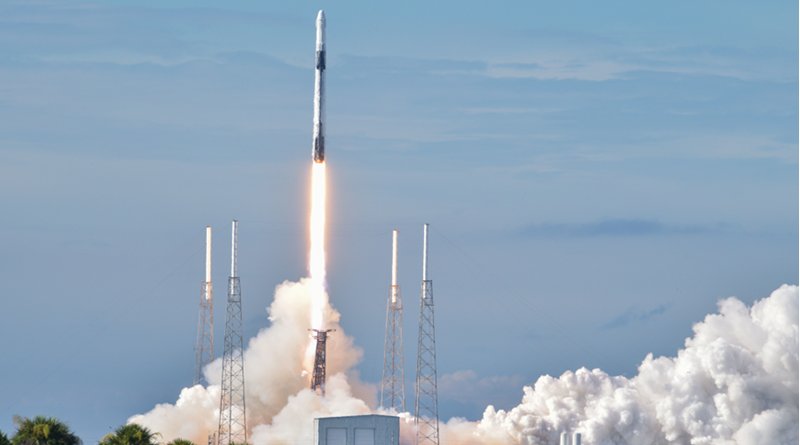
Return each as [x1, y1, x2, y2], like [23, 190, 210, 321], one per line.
[312, 10, 326, 163]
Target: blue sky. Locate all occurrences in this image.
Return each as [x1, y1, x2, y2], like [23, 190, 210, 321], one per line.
[0, 0, 796, 442]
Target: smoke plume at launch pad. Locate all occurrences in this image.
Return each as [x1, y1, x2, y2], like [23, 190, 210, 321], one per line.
[130, 281, 798, 445]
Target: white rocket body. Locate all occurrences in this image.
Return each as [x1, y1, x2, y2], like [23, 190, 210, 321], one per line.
[312, 10, 326, 163]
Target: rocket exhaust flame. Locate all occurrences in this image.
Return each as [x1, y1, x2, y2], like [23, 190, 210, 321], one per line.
[308, 161, 327, 331]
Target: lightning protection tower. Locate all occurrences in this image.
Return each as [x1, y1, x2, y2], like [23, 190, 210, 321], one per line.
[381, 229, 405, 412]
[414, 223, 439, 445]
[310, 329, 335, 395]
[218, 220, 247, 445]
[195, 226, 214, 385]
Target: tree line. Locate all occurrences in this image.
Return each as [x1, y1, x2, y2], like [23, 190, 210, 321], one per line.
[0, 416, 195, 445]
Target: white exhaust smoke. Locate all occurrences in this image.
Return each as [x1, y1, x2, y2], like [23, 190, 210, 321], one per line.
[443, 284, 798, 445]
[130, 278, 370, 445]
[130, 283, 798, 445]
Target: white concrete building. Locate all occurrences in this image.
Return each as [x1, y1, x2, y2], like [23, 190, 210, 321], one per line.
[314, 414, 400, 445]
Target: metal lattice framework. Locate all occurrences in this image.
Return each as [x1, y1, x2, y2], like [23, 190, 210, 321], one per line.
[310, 329, 335, 395]
[195, 226, 214, 385]
[218, 220, 247, 445]
[381, 229, 405, 412]
[415, 224, 439, 445]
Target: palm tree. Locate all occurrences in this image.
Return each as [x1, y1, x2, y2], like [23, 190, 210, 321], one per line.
[98, 425, 159, 445]
[165, 440, 194, 445]
[10, 416, 81, 445]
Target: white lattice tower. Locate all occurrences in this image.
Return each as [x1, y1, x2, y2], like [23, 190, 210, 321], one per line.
[381, 229, 405, 412]
[414, 223, 439, 445]
[195, 226, 214, 385]
[218, 220, 247, 445]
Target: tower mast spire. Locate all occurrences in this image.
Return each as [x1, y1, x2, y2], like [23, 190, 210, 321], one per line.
[415, 223, 440, 445]
[218, 220, 247, 445]
[381, 229, 405, 411]
[195, 226, 214, 385]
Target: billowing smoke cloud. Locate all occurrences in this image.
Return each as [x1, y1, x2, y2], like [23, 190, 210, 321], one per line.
[130, 278, 371, 445]
[445, 284, 798, 445]
[130, 283, 798, 445]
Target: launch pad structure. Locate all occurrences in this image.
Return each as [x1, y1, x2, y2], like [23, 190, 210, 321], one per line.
[195, 226, 214, 385]
[310, 328, 336, 395]
[218, 220, 247, 445]
[381, 229, 405, 412]
[414, 224, 440, 445]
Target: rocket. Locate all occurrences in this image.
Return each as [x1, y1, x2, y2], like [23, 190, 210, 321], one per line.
[312, 10, 326, 163]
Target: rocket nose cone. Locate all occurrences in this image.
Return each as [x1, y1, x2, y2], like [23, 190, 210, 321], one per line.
[316, 10, 325, 26]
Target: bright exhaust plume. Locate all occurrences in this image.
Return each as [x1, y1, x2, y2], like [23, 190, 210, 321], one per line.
[308, 161, 327, 330]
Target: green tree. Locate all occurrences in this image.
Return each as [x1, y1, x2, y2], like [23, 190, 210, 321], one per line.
[11, 416, 81, 445]
[165, 440, 194, 445]
[1, 431, 12, 445]
[99, 425, 159, 445]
